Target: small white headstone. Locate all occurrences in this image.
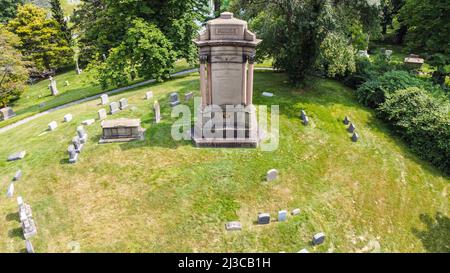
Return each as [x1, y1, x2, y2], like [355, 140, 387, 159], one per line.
[154, 101, 161, 123]
[312, 233, 326, 245]
[298, 249, 309, 253]
[266, 169, 278, 181]
[64, 114, 73, 122]
[291, 208, 301, 215]
[98, 109, 107, 120]
[82, 119, 95, 126]
[100, 94, 109, 105]
[262, 92, 274, 97]
[48, 121, 58, 131]
[17, 196, 24, 207]
[7, 183, 14, 198]
[145, 91, 154, 100]
[184, 92, 194, 101]
[278, 210, 288, 222]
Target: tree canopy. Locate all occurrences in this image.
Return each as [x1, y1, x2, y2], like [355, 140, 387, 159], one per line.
[0, 25, 29, 107]
[7, 3, 74, 77]
[230, 0, 382, 83]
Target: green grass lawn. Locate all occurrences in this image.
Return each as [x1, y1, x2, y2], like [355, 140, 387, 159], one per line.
[0, 71, 448, 253]
[0, 59, 194, 129]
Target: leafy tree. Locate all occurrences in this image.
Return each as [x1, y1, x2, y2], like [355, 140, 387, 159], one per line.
[73, 0, 209, 65]
[0, 0, 24, 23]
[8, 4, 74, 77]
[399, 0, 450, 86]
[230, 0, 381, 83]
[50, 0, 71, 45]
[0, 25, 29, 107]
[95, 19, 177, 88]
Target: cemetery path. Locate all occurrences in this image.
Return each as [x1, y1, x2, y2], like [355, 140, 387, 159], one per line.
[0, 68, 199, 134]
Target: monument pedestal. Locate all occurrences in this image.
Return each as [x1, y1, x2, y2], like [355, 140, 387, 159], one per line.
[193, 104, 259, 148]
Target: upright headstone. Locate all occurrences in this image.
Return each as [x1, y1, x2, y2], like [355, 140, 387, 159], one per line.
[278, 210, 288, 222]
[153, 101, 161, 123]
[145, 91, 154, 100]
[65, 80, 70, 86]
[347, 123, 356, 133]
[13, 170, 22, 181]
[48, 76, 58, 96]
[6, 183, 14, 198]
[100, 94, 109, 105]
[184, 92, 194, 101]
[7, 151, 26, 161]
[72, 136, 83, 153]
[266, 169, 278, 181]
[77, 126, 88, 144]
[258, 213, 271, 225]
[300, 110, 306, 120]
[169, 93, 180, 107]
[0, 107, 16, 121]
[98, 109, 107, 120]
[64, 114, 73, 123]
[343, 116, 350, 125]
[351, 132, 359, 142]
[119, 98, 128, 110]
[68, 144, 78, 163]
[48, 121, 58, 131]
[109, 102, 119, 115]
[302, 116, 309, 126]
[312, 233, 326, 245]
[291, 208, 301, 216]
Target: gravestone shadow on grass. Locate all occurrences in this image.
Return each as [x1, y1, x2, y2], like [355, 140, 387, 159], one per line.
[8, 227, 23, 239]
[6, 212, 19, 222]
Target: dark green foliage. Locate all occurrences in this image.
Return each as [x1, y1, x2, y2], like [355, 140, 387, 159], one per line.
[8, 4, 74, 77]
[50, 0, 71, 45]
[0, 0, 24, 23]
[230, 0, 382, 84]
[398, 0, 450, 85]
[73, 0, 209, 65]
[95, 19, 177, 89]
[356, 70, 436, 108]
[378, 87, 450, 174]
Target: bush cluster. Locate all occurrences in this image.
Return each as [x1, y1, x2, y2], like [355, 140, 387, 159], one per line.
[378, 88, 450, 173]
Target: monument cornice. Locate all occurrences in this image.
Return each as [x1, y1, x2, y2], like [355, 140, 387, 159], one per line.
[194, 39, 262, 48]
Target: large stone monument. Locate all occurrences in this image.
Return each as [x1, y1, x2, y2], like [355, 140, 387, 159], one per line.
[193, 12, 262, 148]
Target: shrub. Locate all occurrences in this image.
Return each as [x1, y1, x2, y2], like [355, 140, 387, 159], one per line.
[356, 70, 437, 108]
[378, 87, 450, 174]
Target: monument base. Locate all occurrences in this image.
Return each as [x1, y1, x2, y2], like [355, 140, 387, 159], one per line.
[192, 105, 259, 148]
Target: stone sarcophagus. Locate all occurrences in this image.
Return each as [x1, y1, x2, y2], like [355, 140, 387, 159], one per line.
[193, 12, 262, 148]
[99, 118, 145, 143]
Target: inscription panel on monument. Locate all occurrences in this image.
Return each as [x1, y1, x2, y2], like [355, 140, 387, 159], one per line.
[212, 63, 243, 106]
